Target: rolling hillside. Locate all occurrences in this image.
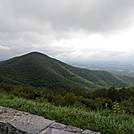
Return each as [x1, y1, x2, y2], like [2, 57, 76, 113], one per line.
[61, 64, 129, 87]
[0, 52, 133, 90]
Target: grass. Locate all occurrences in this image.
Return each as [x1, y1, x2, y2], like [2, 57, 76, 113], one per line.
[0, 93, 134, 134]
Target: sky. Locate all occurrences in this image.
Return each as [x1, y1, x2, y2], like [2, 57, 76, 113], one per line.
[0, 0, 134, 61]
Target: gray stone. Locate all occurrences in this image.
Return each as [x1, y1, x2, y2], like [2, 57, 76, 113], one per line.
[9, 114, 55, 134]
[0, 122, 28, 134]
[50, 122, 66, 129]
[44, 128, 81, 134]
[82, 130, 101, 134]
[65, 126, 83, 133]
[0, 106, 28, 123]
[0, 106, 101, 134]
[38, 128, 49, 134]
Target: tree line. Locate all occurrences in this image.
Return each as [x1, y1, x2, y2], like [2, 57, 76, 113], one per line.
[0, 83, 134, 115]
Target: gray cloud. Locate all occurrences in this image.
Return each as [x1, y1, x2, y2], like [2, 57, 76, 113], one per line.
[0, 0, 134, 60]
[1, 0, 133, 32]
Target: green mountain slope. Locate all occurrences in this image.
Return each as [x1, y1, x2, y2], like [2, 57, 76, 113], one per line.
[0, 52, 132, 90]
[0, 52, 98, 90]
[60, 63, 129, 87]
[118, 75, 134, 85]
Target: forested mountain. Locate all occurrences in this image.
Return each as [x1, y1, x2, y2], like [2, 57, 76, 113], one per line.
[0, 52, 133, 91]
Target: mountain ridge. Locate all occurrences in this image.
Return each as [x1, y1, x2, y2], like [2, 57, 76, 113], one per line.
[0, 52, 133, 91]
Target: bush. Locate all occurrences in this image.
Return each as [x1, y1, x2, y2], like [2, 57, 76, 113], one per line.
[121, 96, 134, 115]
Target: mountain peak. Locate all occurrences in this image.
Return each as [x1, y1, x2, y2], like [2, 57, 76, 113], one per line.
[27, 51, 46, 56]
[0, 52, 130, 90]
[22, 51, 50, 59]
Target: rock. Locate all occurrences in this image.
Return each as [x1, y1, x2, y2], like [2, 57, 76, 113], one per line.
[50, 122, 66, 129]
[40, 127, 82, 134]
[0, 106, 101, 134]
[82, 130, 101, 134]
[0, 106, 28, 123]
[65, 126, 83, 133]
[0, 122, 28, 134]
[9, 114, 55, 134]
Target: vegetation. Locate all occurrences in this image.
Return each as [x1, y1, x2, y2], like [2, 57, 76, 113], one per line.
[0, 52, 134, 91]
[0, 93, 134, 134]
[0, 83, 134, 115]
[63, 64, 129, 87]
[0, 52, 134, 134]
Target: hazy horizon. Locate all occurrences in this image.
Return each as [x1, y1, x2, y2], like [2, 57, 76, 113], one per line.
[1, 51, 134, 66]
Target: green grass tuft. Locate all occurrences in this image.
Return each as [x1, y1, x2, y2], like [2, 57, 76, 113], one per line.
[0, 93, 133, 134]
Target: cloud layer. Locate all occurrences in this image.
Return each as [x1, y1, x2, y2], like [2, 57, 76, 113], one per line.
[0, 0, 134, 60]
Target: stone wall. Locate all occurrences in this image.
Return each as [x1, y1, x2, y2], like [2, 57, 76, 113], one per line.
[0, 106, 101, 134]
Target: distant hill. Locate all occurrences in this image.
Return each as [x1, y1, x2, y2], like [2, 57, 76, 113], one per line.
[0, 52, 133, 91]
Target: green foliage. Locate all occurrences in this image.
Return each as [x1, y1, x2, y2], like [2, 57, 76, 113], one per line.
[63, 65, 130, 88]
[118, 75, 134, 85]
[62, 93, 76, 106]
[0, 52, 134, 133]
[91, 87, 134, 102]
[94, 98, 112, 110]
[121, 96, 134, 115]
[0, 93, 134, 134]
[0, 83, 134, 115]
[0, 52, 133, 92]
[0, 52, 99, 91]
[113, 101, 121, 114]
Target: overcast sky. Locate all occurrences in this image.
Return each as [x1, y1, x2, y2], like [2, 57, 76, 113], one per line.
[0, 0, 134, 61]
